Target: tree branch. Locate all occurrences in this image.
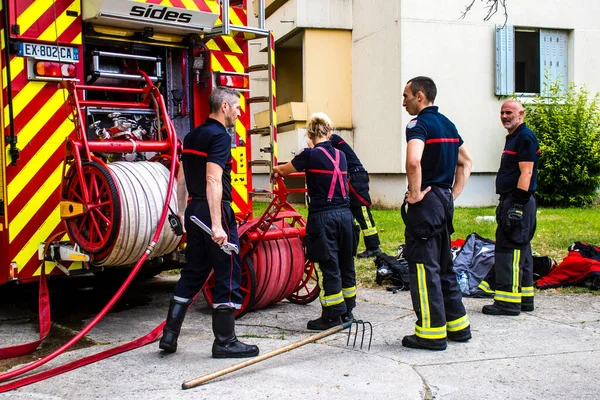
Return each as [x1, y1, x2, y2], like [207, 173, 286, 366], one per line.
[460, 0, 508, 26]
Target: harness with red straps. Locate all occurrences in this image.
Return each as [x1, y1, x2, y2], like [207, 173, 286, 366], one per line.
[307, 147, 348, 202]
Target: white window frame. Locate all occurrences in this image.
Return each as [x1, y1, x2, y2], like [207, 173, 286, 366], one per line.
[495, 25, 569, 96]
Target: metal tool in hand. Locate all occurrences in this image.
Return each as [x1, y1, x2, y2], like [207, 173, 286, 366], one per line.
[190, 215, 239, 255]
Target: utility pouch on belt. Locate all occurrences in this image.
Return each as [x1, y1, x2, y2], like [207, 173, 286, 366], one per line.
[305, 231, 331, 262]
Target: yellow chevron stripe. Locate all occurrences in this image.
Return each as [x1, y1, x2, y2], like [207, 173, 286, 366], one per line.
[225, 54, 244, 73]
[206, 39, 220, 51]
[235, 119, 246, 141]
[7, 113, 72, 205]
[38, 0, 81, 42]
[4, 87, 68, 157]
[229, 8, 244, 26]
[9, 163, 63, 242]
[181, 0, 200, 11]
[4, 81, 47, 125]
[14, 204, 61, 273]
[1, 28, 4, 51]
[222, 36, 243, 54]
[211, 54, 224, 72]
[2, 57, 26, 91]
[71, 33, 82, 45]
[206, 0, 219, 14]
[239, 94, 246, 113]
[232, 184, 248, 206]
[160, 0, 174, 6]
[18, 0, 55, 36]
[33, 261, 84, 276]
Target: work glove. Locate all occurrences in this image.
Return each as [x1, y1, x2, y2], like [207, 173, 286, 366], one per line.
[505, 188, 530, 231]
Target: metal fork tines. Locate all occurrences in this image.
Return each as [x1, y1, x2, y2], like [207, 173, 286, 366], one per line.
[346, 320, 373, 351]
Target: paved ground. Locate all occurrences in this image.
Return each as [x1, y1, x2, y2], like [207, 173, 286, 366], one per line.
[1, 275, 599, 399]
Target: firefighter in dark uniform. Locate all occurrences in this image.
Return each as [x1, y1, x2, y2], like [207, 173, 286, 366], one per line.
[159, 87, 259, 358]
[401, 76, 473, 351]
[273, 113, 358, 330]
[329, 134, 381, 258]
[482, 100, 539, 316]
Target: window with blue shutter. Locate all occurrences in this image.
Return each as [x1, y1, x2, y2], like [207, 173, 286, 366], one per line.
[495, 24, 514, 95]
[495, 25, 569, 95]
[540, 29, 569, 94]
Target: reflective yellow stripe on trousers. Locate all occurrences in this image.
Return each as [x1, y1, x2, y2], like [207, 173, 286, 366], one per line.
[361, 206, 378, 236]
[447, 314, 470, 332]
[315, 264, 344, 307]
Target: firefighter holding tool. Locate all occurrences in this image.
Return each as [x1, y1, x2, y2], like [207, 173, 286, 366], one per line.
[273, 113, 359, 331]
[159, 87, 259, 358]
[400, 76, 473, 351]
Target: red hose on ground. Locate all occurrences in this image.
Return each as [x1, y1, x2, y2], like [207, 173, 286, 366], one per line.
[0, 74, 179, 392]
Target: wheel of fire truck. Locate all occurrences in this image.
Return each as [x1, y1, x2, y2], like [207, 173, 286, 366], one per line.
[202, 256, 257, 318]
[63, 161, 121, 256]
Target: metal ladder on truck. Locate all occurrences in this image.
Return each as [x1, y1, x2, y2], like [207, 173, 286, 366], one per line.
[210, 0, 277, 197]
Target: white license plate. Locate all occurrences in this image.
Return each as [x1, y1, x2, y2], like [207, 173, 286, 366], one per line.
[18, 42, 79, 62]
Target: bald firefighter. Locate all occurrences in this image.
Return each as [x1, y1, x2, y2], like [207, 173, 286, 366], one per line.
[482, 100, 540, 316]
[401, 76, 473, 350]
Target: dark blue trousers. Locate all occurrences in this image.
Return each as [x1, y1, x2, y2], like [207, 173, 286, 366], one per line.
[403, 188, 470, 345]
[174, 200, 242, 308]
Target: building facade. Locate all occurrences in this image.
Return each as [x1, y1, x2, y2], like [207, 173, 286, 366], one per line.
[249, 0, 600, 206]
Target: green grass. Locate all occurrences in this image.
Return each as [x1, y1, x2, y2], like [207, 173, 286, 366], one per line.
[252, 201, 600, 289]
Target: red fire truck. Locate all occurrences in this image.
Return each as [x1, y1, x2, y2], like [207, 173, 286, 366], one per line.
[0, 0, 316, 312]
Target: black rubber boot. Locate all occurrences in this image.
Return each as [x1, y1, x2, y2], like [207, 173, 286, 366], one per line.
[307, 315, 343, 331]
[159, 295, 192, 353]
[212, 306, 259, 359]
[402, 335, 447, 351]
[521, 298, 534, 312]
[482, 303, 520, 316]
[357, 248, 381, 259]
[447, 326, 472, 342]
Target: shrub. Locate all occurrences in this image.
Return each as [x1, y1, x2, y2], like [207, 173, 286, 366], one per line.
[523, 81, 600, 206]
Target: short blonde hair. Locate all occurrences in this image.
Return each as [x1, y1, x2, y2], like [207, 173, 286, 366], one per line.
[306, 112, 333, 140]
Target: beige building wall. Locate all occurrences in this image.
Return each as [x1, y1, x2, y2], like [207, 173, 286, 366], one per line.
[276, 48, 303, 105]
[252, 0, 600, 206]
[304, 29, 352, 129]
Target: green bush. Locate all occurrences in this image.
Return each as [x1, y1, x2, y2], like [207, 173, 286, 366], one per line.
[523, 81, 600, 206]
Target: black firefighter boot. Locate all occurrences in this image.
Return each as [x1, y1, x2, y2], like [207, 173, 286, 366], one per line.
[212, 306, 259, 359]
[159, 295, 192, 353]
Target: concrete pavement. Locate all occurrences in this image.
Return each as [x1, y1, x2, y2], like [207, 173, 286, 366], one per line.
[1, 275, 599, 399]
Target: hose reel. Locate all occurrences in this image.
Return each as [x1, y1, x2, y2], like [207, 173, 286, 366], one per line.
[62, 161, 180, 266]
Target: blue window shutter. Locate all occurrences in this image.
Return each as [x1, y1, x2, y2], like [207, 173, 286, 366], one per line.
[495, 24, 515, 95]
[540, 29, 568, 94]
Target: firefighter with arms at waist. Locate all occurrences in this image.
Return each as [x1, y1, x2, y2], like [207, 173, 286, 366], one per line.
[328, 134, 381, 258]
[482, 100, 540, 316]
[273, 113, 359, 330]
[401, 76, 473, 351]
[159, 87, 259, 358]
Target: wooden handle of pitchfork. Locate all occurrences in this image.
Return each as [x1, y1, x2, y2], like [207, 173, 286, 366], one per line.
[182, 321, 353, 389]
